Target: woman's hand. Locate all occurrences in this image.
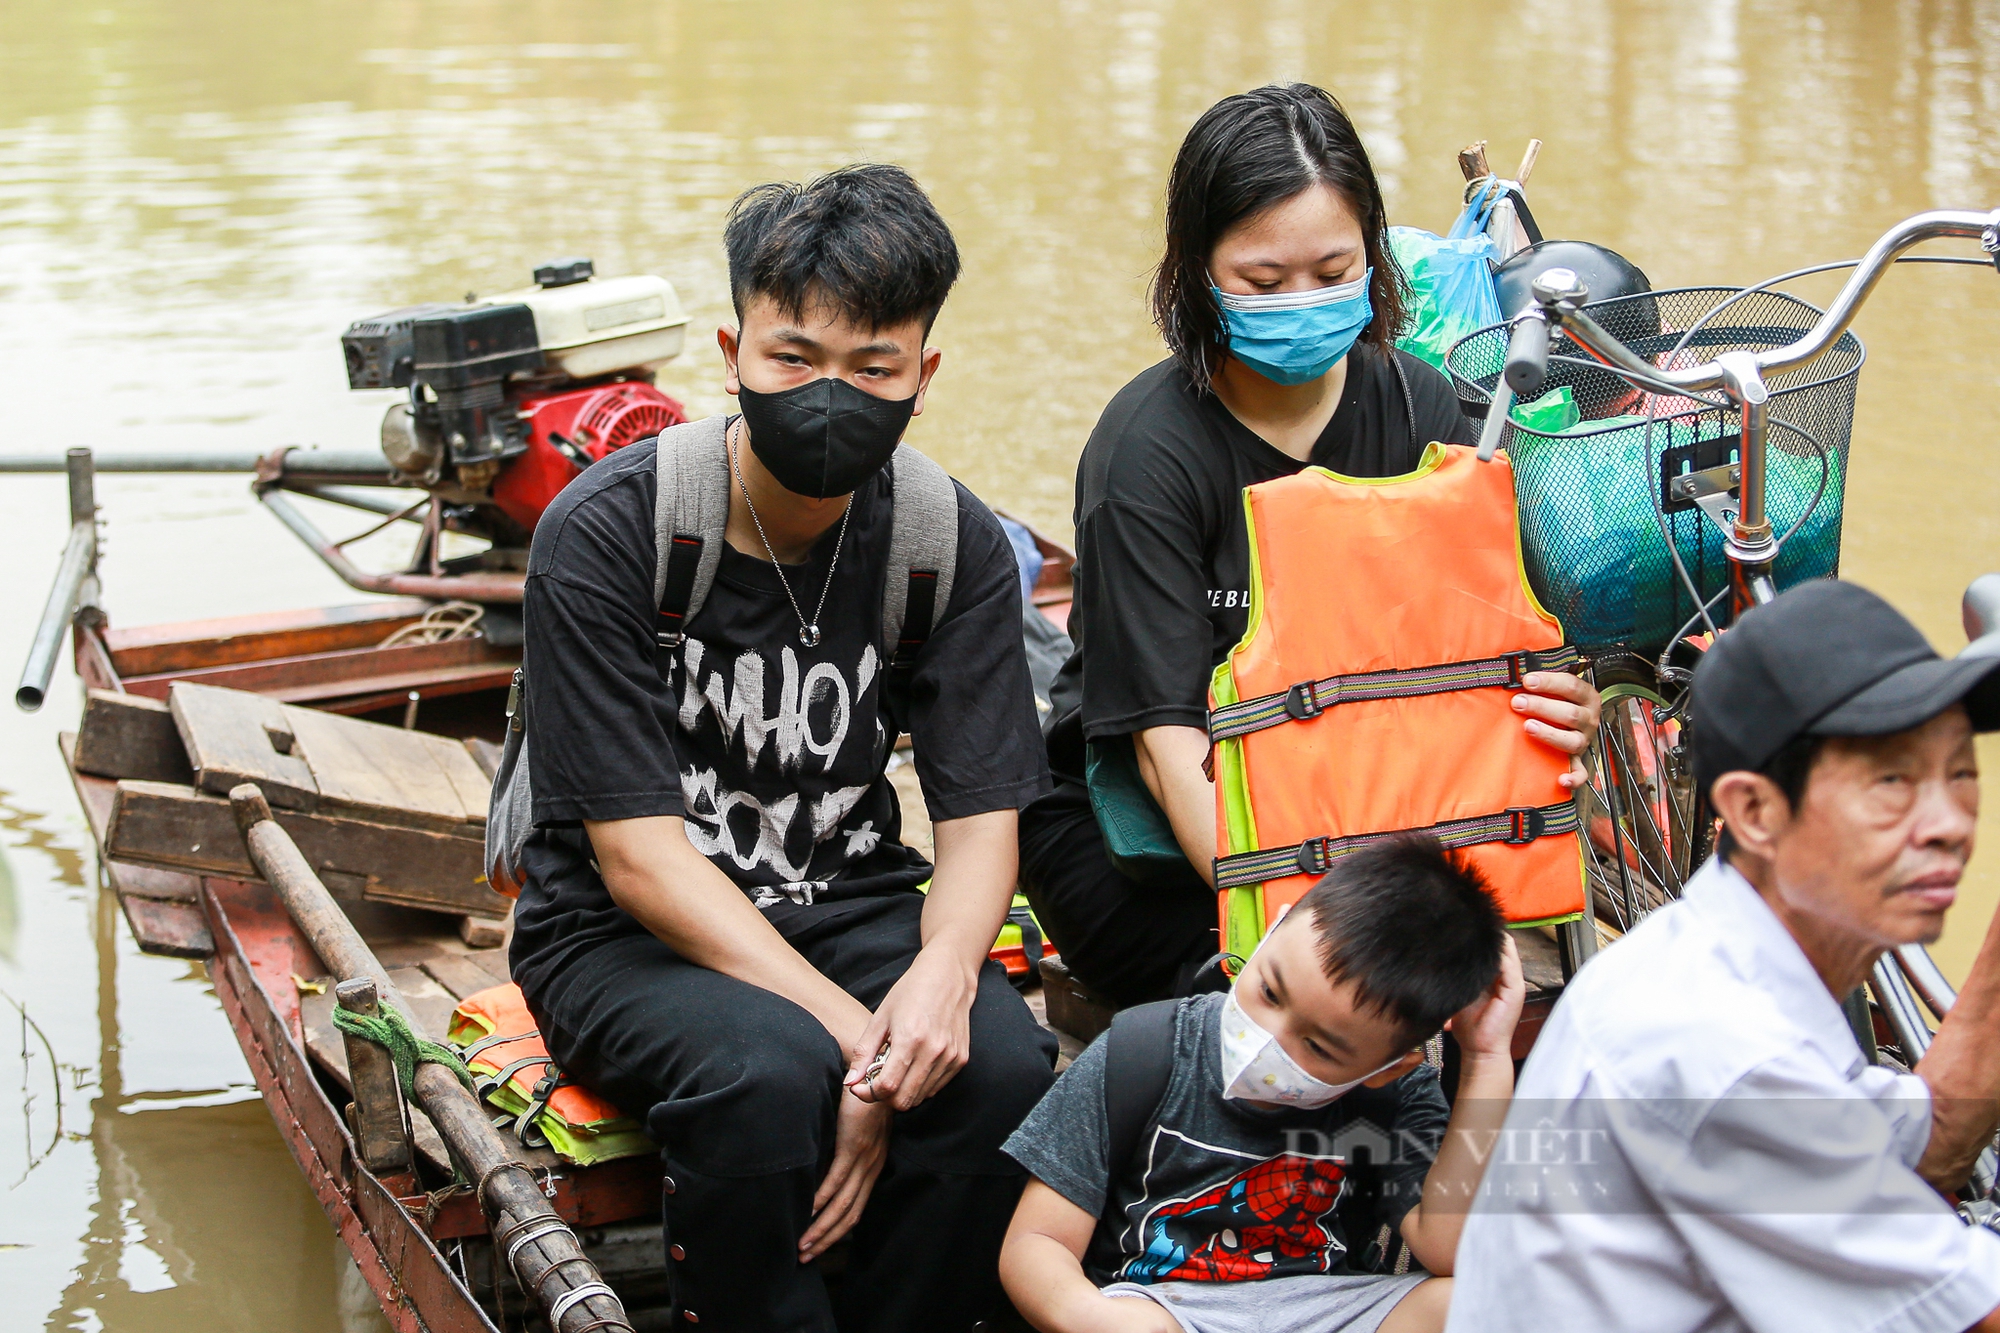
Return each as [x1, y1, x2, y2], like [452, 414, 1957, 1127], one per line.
[844, 945, 977, 1111]
[1445, 932, 1525, 1064]
[800, 1088, 893, 1262]
[1512, 671, 1603, 789]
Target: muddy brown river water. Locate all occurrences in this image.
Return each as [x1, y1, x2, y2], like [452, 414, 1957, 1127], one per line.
[7, 1, 2000, 1326]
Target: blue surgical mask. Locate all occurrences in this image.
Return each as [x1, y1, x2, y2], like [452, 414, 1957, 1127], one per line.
[1212, 268, 1374, 386]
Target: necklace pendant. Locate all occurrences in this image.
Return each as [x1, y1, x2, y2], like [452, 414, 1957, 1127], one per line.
[799, 624, 821, 648]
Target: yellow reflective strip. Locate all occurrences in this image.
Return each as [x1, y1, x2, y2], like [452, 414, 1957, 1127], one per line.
[1507, 912, 1585, 930]
[1305, 439, 1448, 487]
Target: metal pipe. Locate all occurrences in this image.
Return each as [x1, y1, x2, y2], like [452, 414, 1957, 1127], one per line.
[1895, 944, 1961, 1021]
[16, 450, 98, 712]
[291, 484, 428, 517]
[1873, 957, 1934, 1063]
[227, 786, 632, 1333]
[0, 446, 390, 478]
[255, 488, 524, 603]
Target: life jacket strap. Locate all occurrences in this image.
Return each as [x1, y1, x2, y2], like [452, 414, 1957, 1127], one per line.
[1212, 800, 1580, 891]
[1207, 645, 1583, 743]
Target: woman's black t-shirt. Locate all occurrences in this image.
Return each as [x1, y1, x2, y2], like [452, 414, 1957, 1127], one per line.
[1044, 343, 1477, 783]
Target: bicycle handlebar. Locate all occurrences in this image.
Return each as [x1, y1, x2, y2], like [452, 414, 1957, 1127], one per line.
[1540, 208, 2000, 394]
[1503, 312, 1552, 398]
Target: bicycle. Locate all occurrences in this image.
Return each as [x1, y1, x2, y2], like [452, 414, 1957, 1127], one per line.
[1448, 206, 2000, 1197]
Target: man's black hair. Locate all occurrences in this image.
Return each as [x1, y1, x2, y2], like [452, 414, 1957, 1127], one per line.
[724, 164, 960, 335]
[1300, 834, 1505, 1046]
[1152, 83, 1410, 395]
[1715, 731, 1829, 863]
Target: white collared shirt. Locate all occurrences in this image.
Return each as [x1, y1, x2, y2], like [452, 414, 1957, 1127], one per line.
[1447, 857, 2000, 1333]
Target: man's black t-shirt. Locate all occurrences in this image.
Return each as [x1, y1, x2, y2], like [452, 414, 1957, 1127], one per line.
[1044, 345, 1477, 782]
[511, 427, 1051, 998]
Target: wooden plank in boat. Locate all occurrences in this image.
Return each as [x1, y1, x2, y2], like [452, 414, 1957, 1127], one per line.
[283, 704, 488, 836]
[61, 733, 210, 958]
[127, 636, 510, 702]
[106, 780, 506, 918]
[169, 681, 319, 810]
[421, 951, 510, 1001]
[120, 895, 214, 959]
[102, 599, 434, 677]
[72, 690, 193, 784]
[463, 737, 503, 780]
[304, 666, 517, 714]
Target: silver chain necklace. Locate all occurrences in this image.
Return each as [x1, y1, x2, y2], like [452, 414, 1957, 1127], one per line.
[729, 418, 851, 648]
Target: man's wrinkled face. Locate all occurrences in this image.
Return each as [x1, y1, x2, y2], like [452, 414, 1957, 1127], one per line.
[1768, 707, 1980, 948]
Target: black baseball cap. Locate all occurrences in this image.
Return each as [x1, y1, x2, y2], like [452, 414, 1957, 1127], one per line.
[1690, 579, 2000, 794]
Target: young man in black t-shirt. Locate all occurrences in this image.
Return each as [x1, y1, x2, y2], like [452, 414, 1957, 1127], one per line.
[512, 165, 1057, 1332]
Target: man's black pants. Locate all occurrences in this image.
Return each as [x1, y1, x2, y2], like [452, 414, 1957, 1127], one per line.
[1017, 782, 1218, 1007]
[522, 891, 1058, 1333]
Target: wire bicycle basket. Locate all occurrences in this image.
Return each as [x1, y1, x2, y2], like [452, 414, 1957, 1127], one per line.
[1446, 287, 1864, 656]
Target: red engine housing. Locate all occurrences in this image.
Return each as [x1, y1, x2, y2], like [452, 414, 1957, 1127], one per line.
[490, 381, 688, 532]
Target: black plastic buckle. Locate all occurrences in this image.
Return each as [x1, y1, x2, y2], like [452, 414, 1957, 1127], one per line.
[1295, 836, 1334, 876]
[1503, 807, 1545, 845]
[1284, 682, 1324, 721]
[1502, 651, 1532, 688]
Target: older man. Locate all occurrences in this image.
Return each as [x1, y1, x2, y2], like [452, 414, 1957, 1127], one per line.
[1448, 580, 2000, 1333]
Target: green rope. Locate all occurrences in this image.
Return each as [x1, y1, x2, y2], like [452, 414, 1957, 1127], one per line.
[331, 998, 475, 1099]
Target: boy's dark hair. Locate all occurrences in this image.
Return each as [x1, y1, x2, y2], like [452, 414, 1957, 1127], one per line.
[724, 164, 960, 335]
[1151, 83, 1410, 395]
[1715, 731, 1828, 862]
[1301, 835, 1505, 1046]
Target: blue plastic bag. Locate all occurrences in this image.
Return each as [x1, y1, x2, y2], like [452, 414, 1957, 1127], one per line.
[1390, 182, 1503, 372]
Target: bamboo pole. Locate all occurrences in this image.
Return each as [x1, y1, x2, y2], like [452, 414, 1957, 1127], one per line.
[229, 784, 631, 1333]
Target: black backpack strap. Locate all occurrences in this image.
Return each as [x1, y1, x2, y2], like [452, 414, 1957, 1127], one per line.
[1389, 345, 1419, 456]
[654, 532, 704, 673]
[1101, 999, 1180, 1193]
[892, 569, 940, 671]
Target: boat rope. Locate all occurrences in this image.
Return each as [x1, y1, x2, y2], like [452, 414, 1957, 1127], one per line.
[330, 999, 475, 1098]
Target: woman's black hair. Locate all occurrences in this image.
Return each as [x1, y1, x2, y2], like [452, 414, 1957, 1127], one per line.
[1151, 83, 1409, 394]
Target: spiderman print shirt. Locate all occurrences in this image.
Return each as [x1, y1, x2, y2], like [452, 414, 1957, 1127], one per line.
[1003, 993, 1448, 1286]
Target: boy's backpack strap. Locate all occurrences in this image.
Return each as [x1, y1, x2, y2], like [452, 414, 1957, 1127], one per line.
[882, 444, 958, 672]
[1101, 999, 1179, 1184]
[652, 415, 733, 667]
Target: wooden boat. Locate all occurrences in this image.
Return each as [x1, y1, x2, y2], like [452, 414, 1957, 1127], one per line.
[34, 455, 1577, 1330]
[35, 473, 1087, 1330]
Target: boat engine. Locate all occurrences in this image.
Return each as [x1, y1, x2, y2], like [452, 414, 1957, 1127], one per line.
[341, 257, 691, 541]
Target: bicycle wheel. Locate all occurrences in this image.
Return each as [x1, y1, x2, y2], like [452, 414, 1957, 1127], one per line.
[1582, 654, 1712, 933]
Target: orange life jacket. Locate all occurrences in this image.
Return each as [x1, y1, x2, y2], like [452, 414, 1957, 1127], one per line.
[448, 982, 627, 1131]
[1208, 442, 1587, 956]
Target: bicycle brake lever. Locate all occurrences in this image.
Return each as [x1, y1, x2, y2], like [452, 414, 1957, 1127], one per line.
[1982, 220, 2000, 274]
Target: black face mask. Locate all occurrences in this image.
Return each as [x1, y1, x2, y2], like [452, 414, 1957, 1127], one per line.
[736, 376, 917, 499]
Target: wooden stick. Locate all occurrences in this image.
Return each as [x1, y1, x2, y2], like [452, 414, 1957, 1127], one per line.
[1516, 138, 1544, 187]
[337, 978, 415, 1175]
[229, 785, 631, 1333]
[1458, 140, 1491, 182]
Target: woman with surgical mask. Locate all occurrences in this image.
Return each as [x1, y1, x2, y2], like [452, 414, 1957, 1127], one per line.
[1021, 84, 1600, 1007]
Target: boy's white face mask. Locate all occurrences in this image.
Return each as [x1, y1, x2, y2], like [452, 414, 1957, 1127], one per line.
[1218, 986, 1398, 1109]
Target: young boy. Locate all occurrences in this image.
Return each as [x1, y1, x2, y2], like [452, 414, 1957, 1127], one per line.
[512, 165, 1057, 1332]
[1000, 836, 1522, 1333]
